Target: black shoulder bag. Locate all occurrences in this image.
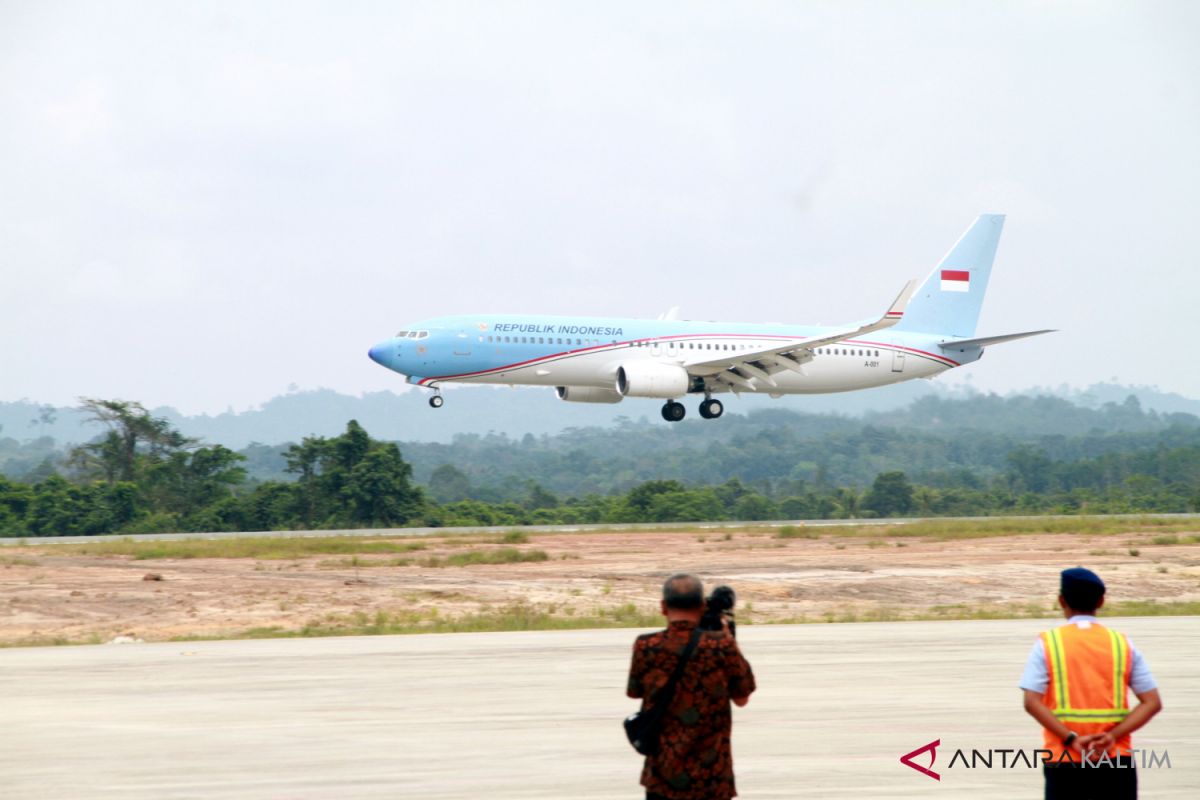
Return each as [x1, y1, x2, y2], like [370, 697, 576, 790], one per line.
[624, 627, 702, 756]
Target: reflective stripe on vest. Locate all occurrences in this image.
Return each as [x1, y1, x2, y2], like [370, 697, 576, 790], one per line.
[1041, 625, 1131, 724]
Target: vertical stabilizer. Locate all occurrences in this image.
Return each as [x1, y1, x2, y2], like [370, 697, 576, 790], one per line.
[893, 214, 1005, 338]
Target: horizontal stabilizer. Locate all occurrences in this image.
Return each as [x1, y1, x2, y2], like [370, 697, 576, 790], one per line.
[940, 329, 1056, 351]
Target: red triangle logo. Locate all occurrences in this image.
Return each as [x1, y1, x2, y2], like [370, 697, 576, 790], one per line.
[900, 739, 941, 780]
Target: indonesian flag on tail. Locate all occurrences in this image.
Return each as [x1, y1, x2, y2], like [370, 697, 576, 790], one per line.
[940, 269, 970, 293]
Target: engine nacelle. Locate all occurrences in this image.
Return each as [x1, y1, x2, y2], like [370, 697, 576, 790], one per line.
[555, 386, 624, 404]
[615, 362, 690, 398]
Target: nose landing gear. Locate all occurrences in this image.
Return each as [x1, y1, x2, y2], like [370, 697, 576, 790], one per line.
[429, 395, 444, 408]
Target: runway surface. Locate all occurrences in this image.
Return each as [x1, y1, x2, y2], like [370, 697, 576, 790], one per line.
[2, 617, 1196, 798]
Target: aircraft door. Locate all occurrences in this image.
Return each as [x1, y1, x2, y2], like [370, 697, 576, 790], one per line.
[453, 331, 472, 357]
[666, 341, 677, 358]
[891, 351, 905, 373]
[650, 341, 662, 357]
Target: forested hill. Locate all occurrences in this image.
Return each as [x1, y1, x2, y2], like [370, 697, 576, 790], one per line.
[3, 381, 1200, 449]
[3, 396, 1199, 537]
[224, 393, 1200, 501]
[4, 391, 1199, 498]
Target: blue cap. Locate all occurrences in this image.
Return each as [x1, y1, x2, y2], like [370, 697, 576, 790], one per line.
[1061, 567, 1105, 609]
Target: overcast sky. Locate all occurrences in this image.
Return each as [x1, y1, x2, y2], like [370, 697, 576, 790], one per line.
[2, 1, 1197, 414]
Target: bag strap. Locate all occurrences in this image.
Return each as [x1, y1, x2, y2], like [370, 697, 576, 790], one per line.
[647, 627, 702, 720]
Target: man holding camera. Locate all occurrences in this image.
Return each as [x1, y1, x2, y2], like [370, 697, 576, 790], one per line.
[626, 574, 756, 800]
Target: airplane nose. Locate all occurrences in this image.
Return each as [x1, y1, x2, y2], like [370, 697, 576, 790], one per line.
[368, 340, 391, 365]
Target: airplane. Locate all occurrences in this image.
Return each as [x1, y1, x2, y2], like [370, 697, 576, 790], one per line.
[367, 214, 1052, 422]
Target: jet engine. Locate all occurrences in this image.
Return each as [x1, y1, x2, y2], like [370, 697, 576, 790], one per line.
[615, 362, 690, 398]
[555, 386, 624, 404]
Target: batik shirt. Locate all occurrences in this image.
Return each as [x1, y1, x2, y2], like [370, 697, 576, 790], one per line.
[627, 620, 756, 800]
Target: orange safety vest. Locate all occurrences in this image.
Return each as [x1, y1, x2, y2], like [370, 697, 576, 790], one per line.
[1040, 621, 1133, 761]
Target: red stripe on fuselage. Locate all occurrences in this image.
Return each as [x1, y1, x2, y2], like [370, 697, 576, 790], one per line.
[416, 333, 960, 385]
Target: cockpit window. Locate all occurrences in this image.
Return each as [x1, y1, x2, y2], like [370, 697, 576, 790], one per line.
[395, 330, 408, 337]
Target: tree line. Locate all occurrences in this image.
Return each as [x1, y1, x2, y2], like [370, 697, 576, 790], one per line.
[1, 399, 1198, 537]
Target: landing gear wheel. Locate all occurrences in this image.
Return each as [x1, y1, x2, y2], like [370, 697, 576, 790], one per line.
[699, 398, 724, 419]
[661, 400, 686, 422]
[429, 395, 444, 409]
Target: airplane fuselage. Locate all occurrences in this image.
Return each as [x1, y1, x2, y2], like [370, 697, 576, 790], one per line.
[368, 313, 980, 396]
[367, 215, 1048, 420]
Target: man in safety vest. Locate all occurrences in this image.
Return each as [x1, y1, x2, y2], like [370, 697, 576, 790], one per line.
[1019, 567, 1163, 799]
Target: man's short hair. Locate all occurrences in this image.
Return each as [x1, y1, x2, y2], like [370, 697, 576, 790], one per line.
[1061, 566, 1105, 612]
[663, 573, 704, 610]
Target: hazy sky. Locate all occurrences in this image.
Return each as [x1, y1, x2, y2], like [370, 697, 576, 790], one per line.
[3, 1, 1198, 414]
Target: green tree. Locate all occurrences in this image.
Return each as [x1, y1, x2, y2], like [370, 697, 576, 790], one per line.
[863, 471, 915, 517]
[428, 464, 471, 503]
[70, 398, 194, 483]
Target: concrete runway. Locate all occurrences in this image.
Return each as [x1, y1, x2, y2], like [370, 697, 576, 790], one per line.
[2, 618, 1196, 799]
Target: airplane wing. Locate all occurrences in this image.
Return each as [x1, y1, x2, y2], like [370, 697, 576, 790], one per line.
[939, 329, 1056, 351]
[686, 280, 919, 392]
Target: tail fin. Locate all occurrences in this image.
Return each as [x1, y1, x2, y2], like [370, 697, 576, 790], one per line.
[893, 214, 1005, 338]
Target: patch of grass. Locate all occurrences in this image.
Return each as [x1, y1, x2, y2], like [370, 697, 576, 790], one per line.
[0, 633, 105, 649]
[497, 531, 530, 544]
[51, 536, 430, 560]
[318, 556, 415, 568]
[776, 525, 819, 540]
[1129, 548, 1141, 557]
[1151, 534, 1180, 545]
[317, 547, 552, 569]
[837, 516, 1200, 541]
[1106, 600, 1200, 616]
[169, 601, 663, 641]
[425, 547, 550, 567]
[0, 555, 38, 567]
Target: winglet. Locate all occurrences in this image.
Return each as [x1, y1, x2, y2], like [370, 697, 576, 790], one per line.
[885, 279, 919, 322]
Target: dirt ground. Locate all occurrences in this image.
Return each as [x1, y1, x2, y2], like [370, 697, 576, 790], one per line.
[2, 527, 1199, 645]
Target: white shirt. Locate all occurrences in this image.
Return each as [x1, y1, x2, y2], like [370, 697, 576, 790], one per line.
[1018, 615, 1157, 695]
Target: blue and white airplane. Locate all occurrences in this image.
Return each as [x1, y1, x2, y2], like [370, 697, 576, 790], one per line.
[368, 215, 1051, 422]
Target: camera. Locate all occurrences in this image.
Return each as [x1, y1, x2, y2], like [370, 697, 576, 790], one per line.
[699, 584, 736, 637]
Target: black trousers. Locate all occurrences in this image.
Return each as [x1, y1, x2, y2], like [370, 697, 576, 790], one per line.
[1044, 757, 1137, 800]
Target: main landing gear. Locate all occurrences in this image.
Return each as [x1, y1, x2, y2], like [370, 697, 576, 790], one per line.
[661, 400, 686, 422]
[699, 398, 724, 419]
[428, 388, 444, 408]
[660, 398, 725, 423]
